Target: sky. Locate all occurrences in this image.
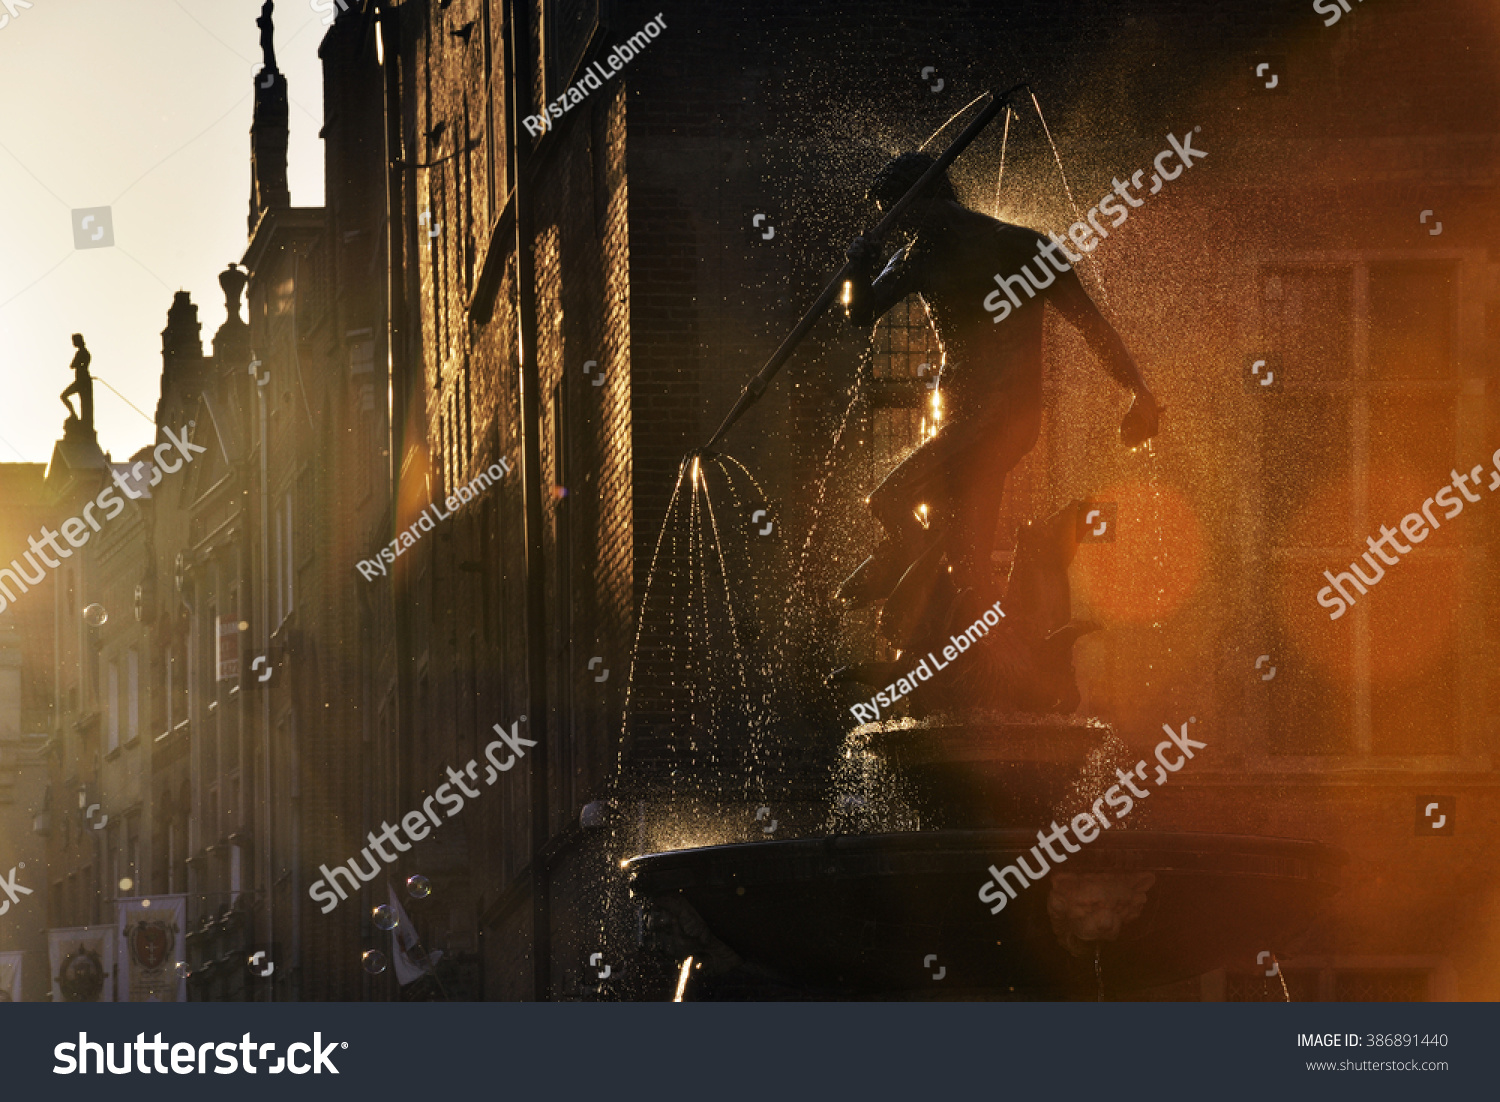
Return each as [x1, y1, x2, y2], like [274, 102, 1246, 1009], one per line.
[0, 0, 331, 465]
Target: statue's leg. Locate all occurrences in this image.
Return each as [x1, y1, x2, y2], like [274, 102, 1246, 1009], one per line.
[948, 400, 1041, 592]
[878, 401, 1039, 642]
[869, 415, 988, 536]
[836, 432, 958, 608]
[947, 449, 1008, 592]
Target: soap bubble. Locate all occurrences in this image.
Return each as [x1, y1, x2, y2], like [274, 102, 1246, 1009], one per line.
[406, 874, 431, 900]
[82, 604, 108, 627]
[173, 961, 191, 980]
[361, 950, 387, 975]
[372, 904, 398, 931]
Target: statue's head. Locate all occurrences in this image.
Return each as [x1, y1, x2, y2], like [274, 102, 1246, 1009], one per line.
[71, 333, 84, 349]
[867, 151, 957, 227]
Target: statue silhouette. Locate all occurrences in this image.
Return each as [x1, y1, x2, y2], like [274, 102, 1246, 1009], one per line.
[60, 333, 94, 432]
[257, 1, 277, 73]
[834, 152, 1164, 712]
[840, 151, 1162, 610]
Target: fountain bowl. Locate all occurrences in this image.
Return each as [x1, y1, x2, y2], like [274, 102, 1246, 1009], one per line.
[628, 829, 1345, 998]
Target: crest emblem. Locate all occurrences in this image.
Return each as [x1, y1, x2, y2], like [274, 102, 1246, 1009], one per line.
[126, 918, 177, 971]
[57, 947, 105, 1002]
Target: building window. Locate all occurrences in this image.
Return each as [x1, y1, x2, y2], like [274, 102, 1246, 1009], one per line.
[590, 101, 609, 236]
[1335, 969, 1429, 1002]
[230, 842, 243, 904]
[86, 594, 100, 713]
[543, 0, 604, 101]
[1225, 969, 1320, 1002]
[284, 491, 296, 620]
[1222, 967, 1430, 1002]
[349, 334, 378, 500]
[464, 357, 474, 474]
[480, 499, 495, 646]
[107, 661, 120, 753]
[551, 381, 572, 655]
[482, 1, 498, 217]
[126, 648, 139, 745]
[433, 169, 448, 364]
[274, 504, 285, 626]
[864, 296, 939, 481]
[167, 644, 188, 736]
[125, 812, 140, 892]
[1260, 259, 1463, 758]
[462, 97, 475, 292]
[203, 605, 217, 779]
[273, 492, 296, 627]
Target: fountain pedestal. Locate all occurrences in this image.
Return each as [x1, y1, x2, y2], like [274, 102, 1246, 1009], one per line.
[858, 715, 1110, 828]
[628, 717, 1345, 999]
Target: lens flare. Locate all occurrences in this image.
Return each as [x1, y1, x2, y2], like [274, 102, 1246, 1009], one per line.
[1072, 481, 1202, 624]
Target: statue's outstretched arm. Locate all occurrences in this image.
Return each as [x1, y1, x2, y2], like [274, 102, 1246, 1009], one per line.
[1048, 268, 1149, 396]
[1049, 268, 1162, 447]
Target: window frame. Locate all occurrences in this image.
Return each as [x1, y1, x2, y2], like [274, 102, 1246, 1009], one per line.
[1245, 246, 1487, 770]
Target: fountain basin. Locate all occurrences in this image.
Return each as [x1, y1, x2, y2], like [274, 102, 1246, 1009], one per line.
[629, 829, 1345, 997]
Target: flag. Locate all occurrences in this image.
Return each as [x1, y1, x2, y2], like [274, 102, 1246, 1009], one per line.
[0, 951, 23, 1002]
[117, 895, 186, 1002]
[48, 926, 114, 1002]
[388, 883, 441, 986]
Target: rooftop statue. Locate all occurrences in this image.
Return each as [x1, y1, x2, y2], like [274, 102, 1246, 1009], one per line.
[257, 1, 277, 73]
[59, 333, 94, 433]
